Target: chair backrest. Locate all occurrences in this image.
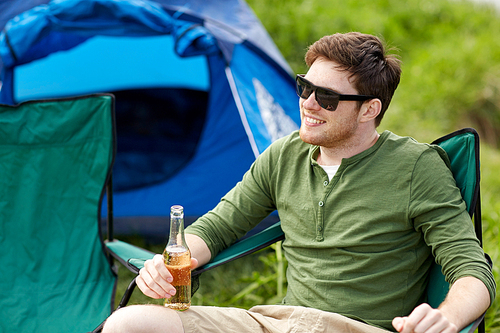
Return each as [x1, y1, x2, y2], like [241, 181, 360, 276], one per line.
[427, 128, 481, 308]
[0, 94, 116, 332]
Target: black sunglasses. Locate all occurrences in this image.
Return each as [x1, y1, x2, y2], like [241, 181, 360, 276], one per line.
[295, 74, 377, 111]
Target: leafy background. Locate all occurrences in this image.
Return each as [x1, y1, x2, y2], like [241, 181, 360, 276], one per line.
[116, 0, 500, 331]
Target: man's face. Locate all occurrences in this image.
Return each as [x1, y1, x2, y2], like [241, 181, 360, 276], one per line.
[298, 58, 362, 149]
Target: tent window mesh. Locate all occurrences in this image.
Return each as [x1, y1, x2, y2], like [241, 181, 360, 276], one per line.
[112, 88, 208, 191]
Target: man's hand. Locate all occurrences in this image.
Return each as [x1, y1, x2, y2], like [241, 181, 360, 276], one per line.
[392, 303, 458, 333]
[393, 276, 490, 333]
[136, 254, 198, 299]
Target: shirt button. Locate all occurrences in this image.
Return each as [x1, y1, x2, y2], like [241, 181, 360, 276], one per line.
[323, 181, 328, 186]
[318, 201, 324, 207]
[318, 226, 323, 231]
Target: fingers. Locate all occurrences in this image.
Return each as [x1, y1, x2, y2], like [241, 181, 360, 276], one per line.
[392, 317, 405, 332]
[412, 307, 450, 333]
[136, 254, 175, 299]
[393, 304, 457, 333]
[403, 304, 432, 333]
[136, 254, 199, 300]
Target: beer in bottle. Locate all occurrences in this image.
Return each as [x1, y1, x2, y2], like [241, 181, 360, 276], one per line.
[163, 205, 191, 310]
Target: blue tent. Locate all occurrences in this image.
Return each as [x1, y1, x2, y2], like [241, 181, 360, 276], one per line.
[0, 0, 300, 236]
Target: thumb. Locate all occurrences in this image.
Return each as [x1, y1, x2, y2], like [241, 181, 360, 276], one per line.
[392, 317, 405, 332]
[190, 257, 199, 270]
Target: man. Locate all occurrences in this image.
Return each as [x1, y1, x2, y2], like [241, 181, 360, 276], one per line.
[103, 32, 495, 333]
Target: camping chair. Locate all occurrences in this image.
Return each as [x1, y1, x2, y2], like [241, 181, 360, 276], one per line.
[0, 94, 118, 332]
[98, 128, 490, 333]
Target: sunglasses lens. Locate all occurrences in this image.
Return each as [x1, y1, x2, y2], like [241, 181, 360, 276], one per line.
[296, 76, 340, 111]
[315, 88, 339, 111]
[296, 77, 312, 99]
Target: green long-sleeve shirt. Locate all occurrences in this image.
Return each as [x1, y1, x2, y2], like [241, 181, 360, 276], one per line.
[186, 130, 496, 330]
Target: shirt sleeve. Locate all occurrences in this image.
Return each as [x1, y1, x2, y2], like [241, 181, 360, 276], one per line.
[409, 146, 496, 305]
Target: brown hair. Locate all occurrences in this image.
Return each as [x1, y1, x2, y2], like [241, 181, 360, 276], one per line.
[305, 32, 401, 126]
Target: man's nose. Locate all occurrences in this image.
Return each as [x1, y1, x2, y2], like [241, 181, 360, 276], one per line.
[302, 92, 321, 110]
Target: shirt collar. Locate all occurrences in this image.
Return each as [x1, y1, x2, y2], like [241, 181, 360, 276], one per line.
[308, 130, 392, 166]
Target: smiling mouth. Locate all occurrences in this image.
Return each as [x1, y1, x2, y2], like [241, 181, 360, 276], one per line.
[305, 116, 325, 124]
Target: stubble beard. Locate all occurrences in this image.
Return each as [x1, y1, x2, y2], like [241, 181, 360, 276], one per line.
[299, 110, 359, 150]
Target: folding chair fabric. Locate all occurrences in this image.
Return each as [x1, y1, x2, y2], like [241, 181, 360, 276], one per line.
[432, 128, 480, 218]
[0, 94, 116, 332]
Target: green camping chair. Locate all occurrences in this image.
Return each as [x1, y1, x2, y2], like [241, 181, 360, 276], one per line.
[101, 128, 491, 333]
[0, 94, 118, 332]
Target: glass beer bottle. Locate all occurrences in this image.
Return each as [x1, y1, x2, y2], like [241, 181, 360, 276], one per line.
[163, 205, 191, 310]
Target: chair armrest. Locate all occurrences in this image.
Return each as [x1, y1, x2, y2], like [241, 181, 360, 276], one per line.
[460, 322, 474, 333]
[105, 239, 155, 273]
[125, 221, 284, 276]
[193, 221, 284, 276]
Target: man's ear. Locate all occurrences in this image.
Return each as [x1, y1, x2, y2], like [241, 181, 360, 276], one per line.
[359, 98, 382, 123]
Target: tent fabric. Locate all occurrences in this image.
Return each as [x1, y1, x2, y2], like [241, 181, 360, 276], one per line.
[0, 0, 300, 228]
[0, 0, 220, 103]
[0, 0, 292, 75]
[0, 94, 116, 332]
[0, 0, 220, 66]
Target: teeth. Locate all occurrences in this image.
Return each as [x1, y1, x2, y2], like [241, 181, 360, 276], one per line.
[306, 117, 325, 124]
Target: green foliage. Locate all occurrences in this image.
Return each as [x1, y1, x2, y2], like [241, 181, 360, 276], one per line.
[247, 0, 500, 145]
[480, 146, 500, 332]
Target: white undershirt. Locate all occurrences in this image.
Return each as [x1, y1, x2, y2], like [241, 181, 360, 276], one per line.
[319, 164, 340, 181]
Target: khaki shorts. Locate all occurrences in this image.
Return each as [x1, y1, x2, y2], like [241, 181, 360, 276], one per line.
[178, 305, 391, 333]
